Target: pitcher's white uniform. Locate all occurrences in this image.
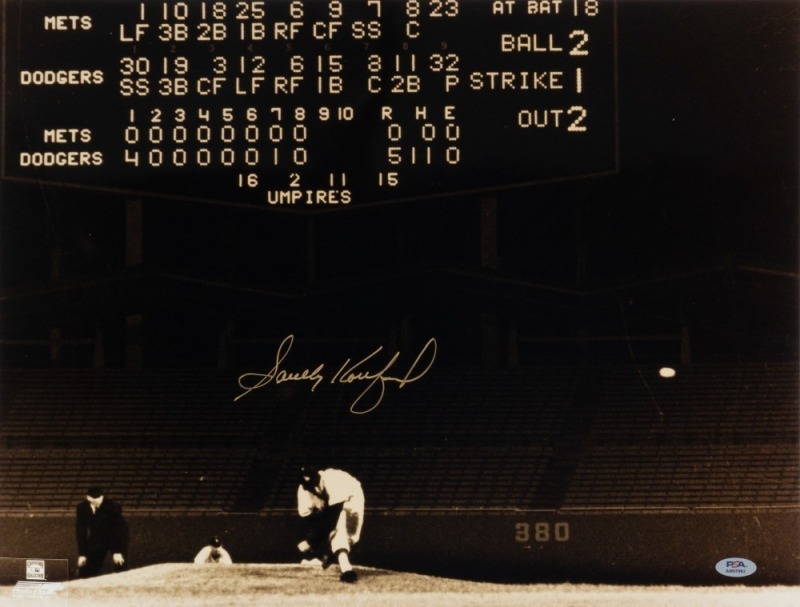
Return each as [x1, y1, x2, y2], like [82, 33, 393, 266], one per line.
[297, 468, 364, 554]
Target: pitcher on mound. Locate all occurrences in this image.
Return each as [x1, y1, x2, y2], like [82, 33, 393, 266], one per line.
[296, 466, 364, 583]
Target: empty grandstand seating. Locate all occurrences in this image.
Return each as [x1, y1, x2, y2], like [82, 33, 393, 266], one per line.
[0, 363, 797, 514]
[0, 447, 254, 512]
[564, 443, 799, 508]
[566, 363, 799, 509]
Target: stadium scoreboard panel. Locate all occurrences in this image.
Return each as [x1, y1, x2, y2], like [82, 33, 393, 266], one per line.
[2, 0, 617, 207]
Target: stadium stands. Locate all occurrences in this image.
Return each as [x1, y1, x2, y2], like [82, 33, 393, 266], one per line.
[0, 447, 254, 512]
[0, 363, 797, 514]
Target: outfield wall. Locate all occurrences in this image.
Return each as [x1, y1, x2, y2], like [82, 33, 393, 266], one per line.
[1, 509, 797, 586]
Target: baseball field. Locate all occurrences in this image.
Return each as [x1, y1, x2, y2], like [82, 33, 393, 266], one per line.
[1, 563, 797, 607]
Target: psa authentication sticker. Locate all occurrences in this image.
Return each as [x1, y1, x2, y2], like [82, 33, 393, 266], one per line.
[715, 558, 757, 578]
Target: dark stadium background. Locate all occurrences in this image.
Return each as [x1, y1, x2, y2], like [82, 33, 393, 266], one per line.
[0, 0, 798, 586]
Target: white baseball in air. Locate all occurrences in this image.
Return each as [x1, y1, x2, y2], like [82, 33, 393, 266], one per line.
[658, 367, 676, 378]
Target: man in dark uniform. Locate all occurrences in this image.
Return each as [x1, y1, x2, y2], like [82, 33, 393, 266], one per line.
[75, 486, 128, 578]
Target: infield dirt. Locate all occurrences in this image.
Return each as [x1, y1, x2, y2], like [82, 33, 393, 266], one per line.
[0, 563, 797, 607]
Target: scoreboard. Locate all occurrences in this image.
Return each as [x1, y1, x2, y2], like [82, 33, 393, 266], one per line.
[2, 0, 617, 207]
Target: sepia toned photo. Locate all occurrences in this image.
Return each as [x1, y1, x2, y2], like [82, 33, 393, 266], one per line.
[0, 0, 798, 604]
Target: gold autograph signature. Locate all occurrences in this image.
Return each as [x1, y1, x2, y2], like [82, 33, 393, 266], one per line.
[234, 335, 437, 414]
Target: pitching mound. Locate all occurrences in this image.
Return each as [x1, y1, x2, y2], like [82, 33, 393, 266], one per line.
[1, 563, 797, 607]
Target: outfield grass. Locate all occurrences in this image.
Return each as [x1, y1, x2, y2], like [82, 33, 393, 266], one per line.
[0, 563, 797, 607]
